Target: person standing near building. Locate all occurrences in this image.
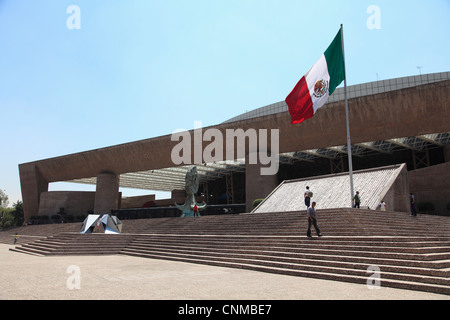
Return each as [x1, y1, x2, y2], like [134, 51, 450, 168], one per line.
[306, 202, 322, 238]
[193, 204, 199, 217]
[353, 191, 361, 208]
[409, 193, 417, 216]
[304, 186, 313, 208]
[380, 201, 386, 211]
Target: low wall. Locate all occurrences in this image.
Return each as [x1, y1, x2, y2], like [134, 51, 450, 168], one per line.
[121, 194, 156, 209]
[38, 191, 95, 217]
[408, 162, 450, 216]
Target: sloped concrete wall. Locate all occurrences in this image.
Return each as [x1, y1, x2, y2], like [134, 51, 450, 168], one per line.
[377, 164, 409, 212]
[253, 164, 406, 213]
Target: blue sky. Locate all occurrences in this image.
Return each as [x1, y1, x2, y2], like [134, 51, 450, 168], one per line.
[1, 0, 449, 206]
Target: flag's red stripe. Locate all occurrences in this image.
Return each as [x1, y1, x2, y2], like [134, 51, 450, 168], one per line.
[285, 76, 314, 124]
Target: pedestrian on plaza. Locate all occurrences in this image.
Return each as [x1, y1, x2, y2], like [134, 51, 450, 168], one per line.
[14, 233, 18, 245]
[353, 191, 361, 208]
[193, 204, 199, 217]
[306, 202, 322, 238]
[304, 186, 313, 208]
[380, 201, 386, 211]
[409, 193, 417, 216]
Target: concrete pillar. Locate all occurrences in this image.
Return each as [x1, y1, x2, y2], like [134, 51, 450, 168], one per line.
[444, 143, 450, 163]
[245, 154, 278, 213]
[19, 163, 49, 223]
[94, 171, 120, 214]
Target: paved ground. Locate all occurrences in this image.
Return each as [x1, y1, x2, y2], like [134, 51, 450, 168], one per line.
[0, 244, 448, 300]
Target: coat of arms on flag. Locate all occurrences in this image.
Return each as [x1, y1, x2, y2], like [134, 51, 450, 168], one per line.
[313, 80, 329, 98]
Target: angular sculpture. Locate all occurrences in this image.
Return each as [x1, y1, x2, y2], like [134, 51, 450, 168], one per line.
[175, 166, 207, 217]
[80, 214, 123, 234]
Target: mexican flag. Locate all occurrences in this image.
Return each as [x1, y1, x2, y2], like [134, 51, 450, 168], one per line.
[286, 29, 346, 124]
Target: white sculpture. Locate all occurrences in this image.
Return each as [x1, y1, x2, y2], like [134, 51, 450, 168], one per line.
[80, 214, 122, 234]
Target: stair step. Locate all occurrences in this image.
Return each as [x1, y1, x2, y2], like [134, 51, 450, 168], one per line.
[122, 244, 450, 270]
[125, 241, 450, 264]
[9, 246, 51, 256]
[143, 250, 449, 286]
[119, 250, 450, 295]
[129, 238, 450, 253]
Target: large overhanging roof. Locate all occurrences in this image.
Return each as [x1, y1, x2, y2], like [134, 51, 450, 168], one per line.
[66, 133, 449, 192]
[281, 133, 450, 162]
[68, 159, 247, 192]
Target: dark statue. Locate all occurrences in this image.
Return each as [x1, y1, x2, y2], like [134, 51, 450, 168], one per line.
[175, 167, 207, 217]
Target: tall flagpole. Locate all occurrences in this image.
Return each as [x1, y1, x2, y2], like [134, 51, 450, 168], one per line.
[340, 24, 355, 207]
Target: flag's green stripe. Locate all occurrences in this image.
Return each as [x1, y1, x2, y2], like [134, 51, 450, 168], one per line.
[324, 29, 345, 95]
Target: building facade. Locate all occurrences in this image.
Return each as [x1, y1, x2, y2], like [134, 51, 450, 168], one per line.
[19, 72, 450, 221]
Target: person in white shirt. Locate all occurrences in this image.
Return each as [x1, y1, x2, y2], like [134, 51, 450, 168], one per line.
[380, 201, 386, 211]
[304, 186, 312, 208]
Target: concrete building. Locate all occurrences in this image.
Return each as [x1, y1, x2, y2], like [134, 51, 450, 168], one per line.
[19, 72, 450, 222]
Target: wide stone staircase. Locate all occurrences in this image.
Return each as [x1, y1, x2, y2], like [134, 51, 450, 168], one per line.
[9, 233, 135, 256]
[5, 208, 450, 295]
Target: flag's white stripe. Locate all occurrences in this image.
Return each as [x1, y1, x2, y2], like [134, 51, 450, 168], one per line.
[304, 54, 331, 113]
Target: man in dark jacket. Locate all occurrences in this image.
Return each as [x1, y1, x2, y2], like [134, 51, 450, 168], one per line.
[306, 202, 322, 238]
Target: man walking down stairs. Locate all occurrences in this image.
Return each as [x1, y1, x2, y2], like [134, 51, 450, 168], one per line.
[306, 202, 322, 238]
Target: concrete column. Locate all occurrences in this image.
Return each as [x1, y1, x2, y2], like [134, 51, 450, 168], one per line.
[94, 171, 120, 214]
[245, 154, 278, 213]
[19, 163, 49, 223]
[444, 143, 450, 163]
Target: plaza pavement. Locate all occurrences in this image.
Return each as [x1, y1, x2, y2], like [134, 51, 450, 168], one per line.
[0, 244, 448, 300]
